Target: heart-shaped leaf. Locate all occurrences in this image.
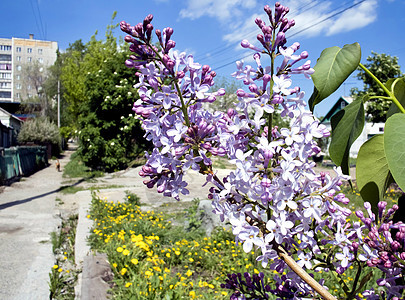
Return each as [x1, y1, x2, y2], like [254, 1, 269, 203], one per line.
[309, 43, 361, 111]
[356, 134, 393, 218]
[329, 96, 365, 175]
[386, 77, 405, 118]
[384, 113, 405, 191]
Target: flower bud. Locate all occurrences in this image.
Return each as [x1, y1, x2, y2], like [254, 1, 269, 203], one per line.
[135, 23, 143, 36]
[227, 108, 236, 118]
[145, 23, 153, 41]
[391, 240, 401, 251]
[257, 34, 265, 44]
[241, 40, 251, 48]
[120, 21, 130, 33]
[236, 89, 246, 98]
[176, 71, 185, 79]
[264, 5, 272, 14]
[255, 17, 265, 29]
[124, 35, 136, 43]
[165, 40, 176, 52]
[249, 84, 258, 94]
[143, 14, 153, 25]
[300, 51, 308, 59]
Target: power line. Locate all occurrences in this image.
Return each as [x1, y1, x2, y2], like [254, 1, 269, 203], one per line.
[211, 0, 367, 71]
[34, 0, 46, 39]
[29, 0, 46, 39]
[195, 1, 321, 62]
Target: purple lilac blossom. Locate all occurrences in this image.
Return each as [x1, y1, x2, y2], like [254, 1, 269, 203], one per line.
[122, 4, 405, 299]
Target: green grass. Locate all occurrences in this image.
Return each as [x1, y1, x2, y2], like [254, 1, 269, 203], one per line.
[212, 157, 235, 170]
[59, 185, 85, 194]
[59, 184, 126, 194]
[63, 152, 104, 179]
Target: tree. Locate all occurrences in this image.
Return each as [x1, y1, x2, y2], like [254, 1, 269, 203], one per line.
[18, 117, 61, 156]
[18, 61, 53, 118]
[209, 76, 241, 112]
[351, 51, 403, 122]
[60, 16, 152, 172]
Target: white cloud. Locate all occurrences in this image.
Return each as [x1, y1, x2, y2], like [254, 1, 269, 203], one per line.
[179, 0, 258, 21]
[222, 13, 263, 44]
[326, 0, 378, 36]
[217, 0, 378, 45]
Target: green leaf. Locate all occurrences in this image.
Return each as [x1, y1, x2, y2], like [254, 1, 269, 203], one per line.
[353, 271, 373, 295]
[384, 113, 405, 191]
[309, 43, 361, 111]
[329, 97, 365, 175]
[356, 135, 393, 217]
[308, 87, 319, 112]
[386, 77, 405, 118]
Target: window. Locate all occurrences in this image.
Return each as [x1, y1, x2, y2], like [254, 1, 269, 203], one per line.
[38, 48, 43, 54]
[0, 45, 12, 51]
[38, 57, 43, 63]
[0, 82, 11, 88]
[16, 47, 21, 52]
[0, 54, 12, 61]
[0, 63, 12, 70]
[0, 91, 11, 98]
[27, 57, 32, 62]
[17, 56, 21, 61]
[16, 74, 20, 80]
[28, 93, 32, 98]
[16, 93, 20, 99]
[0, 73, 11, 79]
[16, 65, 21, 71]
[27, 48, 32, 53]
[27, 84, 31, 90]
[16, 83, 22, 89]
[379, 127, 384, 132]
[340, 101, 346, 109]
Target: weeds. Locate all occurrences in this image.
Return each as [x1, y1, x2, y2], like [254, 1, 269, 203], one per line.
[48, 214, 79, 299]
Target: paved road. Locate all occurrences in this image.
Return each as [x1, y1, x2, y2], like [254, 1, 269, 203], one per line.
[0, 152, 72, 300]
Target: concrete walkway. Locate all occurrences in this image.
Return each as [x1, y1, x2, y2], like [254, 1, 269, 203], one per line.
[0, 152, 71, 300]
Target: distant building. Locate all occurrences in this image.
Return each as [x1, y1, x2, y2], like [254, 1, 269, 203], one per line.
[320, 96, 385, 157]
[0, 34, 58, 103]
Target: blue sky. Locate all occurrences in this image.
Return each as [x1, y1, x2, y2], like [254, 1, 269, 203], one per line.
[1, 0, 404, 117]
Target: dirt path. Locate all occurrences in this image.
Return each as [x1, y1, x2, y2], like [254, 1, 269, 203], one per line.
[0, 151, 73, 300]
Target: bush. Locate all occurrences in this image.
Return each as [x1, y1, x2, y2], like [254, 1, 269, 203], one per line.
[18, 118, 61, 156]
[18, 118, 61, 145]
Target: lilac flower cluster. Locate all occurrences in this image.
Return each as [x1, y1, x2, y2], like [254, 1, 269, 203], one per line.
[121, 2, 405, 299]
[221, 272, 272, 299]
[354, 201, 405, 298]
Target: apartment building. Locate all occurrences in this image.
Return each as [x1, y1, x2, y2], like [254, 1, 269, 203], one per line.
[0, 34, 58, 103]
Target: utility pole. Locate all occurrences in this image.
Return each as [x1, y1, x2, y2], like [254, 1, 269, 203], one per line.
[57, 80, 60, 128]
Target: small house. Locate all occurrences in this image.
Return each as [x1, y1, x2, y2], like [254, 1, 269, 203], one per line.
[0, 106, 23, 147]
[320, 96, 385, 158]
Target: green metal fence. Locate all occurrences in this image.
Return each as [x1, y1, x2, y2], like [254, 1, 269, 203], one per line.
[0, 146, 48, 183]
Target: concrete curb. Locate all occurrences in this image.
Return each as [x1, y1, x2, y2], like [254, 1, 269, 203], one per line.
[74, 190, 93, 299]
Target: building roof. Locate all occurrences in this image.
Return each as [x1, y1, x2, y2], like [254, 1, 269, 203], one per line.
[0, 106, 23, 123]
[320, 96, 353, 124]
